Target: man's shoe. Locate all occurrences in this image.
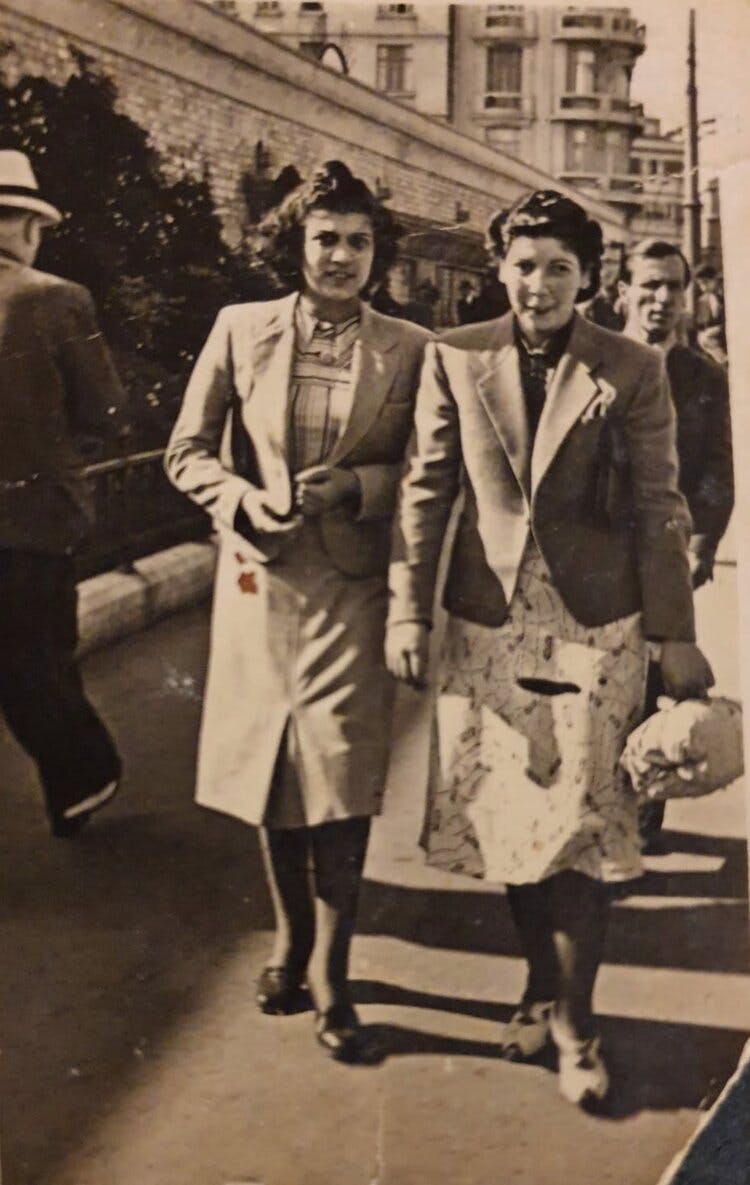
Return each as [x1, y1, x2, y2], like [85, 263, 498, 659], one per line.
[50, 779, 119, 838]
[50, 812, 91, 839]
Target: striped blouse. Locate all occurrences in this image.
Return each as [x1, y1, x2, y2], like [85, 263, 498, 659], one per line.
[289, 300, 360, 475]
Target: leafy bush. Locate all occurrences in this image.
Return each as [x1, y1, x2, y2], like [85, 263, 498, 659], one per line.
[0, 56, 275, 450]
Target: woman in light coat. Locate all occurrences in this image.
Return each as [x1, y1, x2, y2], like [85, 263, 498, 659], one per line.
[166, 162, 429, 1062]
[386, 190, 713, 1106]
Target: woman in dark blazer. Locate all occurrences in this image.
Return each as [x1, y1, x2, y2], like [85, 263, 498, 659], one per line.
[166, 162, 429, 1062]
[386, 190, 713, 1106]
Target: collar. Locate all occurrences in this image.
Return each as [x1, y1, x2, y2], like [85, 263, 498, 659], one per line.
[0, 246, 23, 266]
[295, 294, 360, 347]
[513, 315, 575, 365]
[623, 320, 678, 356]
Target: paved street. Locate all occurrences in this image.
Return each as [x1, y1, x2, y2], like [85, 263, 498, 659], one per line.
[0, 564, 747, 1185]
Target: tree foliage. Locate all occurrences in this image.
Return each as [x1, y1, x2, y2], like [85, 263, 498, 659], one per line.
[0, 57, 274, 447]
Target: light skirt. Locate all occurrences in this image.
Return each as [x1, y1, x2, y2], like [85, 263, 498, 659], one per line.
[196, 522, 394, 829]
[422, 543, 649, 884]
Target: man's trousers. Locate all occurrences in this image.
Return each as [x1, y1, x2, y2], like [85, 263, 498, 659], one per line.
[0, 549, 121, 822]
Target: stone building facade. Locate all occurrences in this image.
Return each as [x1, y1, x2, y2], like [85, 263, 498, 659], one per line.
[229, 1, 690, 248]
[0, 0, 623, 326]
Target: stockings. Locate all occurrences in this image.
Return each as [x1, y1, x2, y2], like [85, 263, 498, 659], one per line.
[507, 871, 611, 1039]
[260, 817, 371, 1012]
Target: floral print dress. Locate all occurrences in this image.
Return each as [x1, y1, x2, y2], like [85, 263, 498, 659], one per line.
[422, 541, 649, 885]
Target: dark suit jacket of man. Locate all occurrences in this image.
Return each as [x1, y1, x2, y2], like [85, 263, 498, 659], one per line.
[389, 311, 695, 643]
[0, 254, 128, 553]
[666, 343, 734, 571]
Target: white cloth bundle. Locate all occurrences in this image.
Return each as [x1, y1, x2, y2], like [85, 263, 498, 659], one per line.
[621, 696, 744, 802]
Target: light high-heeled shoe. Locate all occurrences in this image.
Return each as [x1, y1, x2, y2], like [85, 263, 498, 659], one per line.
[500, 1001, 553, 1061]
[551, 1019, 609, 1107]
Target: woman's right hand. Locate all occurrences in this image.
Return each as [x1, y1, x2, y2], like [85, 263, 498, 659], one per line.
[660, 640, 715, 701]
[241, 490, 302, 537]
[385, 622, 430, 689]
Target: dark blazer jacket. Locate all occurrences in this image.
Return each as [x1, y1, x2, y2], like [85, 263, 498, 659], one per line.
[0, 255, 128, 554]
[165, 293, 430, 578]
[389, 311, 696, 642]
[666, 343, 734, 570]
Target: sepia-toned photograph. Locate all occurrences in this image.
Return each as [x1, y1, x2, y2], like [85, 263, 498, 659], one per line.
[0, 1, 748, 1182]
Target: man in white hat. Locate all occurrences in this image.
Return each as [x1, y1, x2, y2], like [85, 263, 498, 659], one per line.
[0, 149, 128, 836]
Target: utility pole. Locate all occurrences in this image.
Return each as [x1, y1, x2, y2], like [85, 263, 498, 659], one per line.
[683, 7, 701, 316]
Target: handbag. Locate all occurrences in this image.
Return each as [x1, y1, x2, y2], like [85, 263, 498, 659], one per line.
[620, 695, 744, 803]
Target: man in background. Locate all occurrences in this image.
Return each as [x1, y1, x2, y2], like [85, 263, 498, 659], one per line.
[619, 238, 734, 846]
[580, 239, 626, 331]
[0, 150, 128, 836]
[694, 263, 724, 331]
[455, 278, 478, 325]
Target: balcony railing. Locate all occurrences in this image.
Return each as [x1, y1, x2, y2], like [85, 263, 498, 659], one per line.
[75, 450, 211, 580]
[476, 93, 535, 120]
[555, 94, 645, 126]
[376, 3, 416, 18]
[478, 6, 537, 40]
[554, 10, 646, 51]
[557, 171, 649, 205]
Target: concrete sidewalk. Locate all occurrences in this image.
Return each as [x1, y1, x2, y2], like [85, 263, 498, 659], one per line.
[0, 550, 743, 1185]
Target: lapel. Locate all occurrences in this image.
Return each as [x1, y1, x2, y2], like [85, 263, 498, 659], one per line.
[248, 291, 298, 458]
[473, 314, 531, 495]
[327, 302, 401, 464]
[530, 313, 605, 495]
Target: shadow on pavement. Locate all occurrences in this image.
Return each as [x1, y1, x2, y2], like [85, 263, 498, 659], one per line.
[633, 829, 749, 899]
[349, 979, 748, 1117]
[359, 831, 750, 976]
[598, 1012, 749, 1118]
[0, 807, 272, 1185]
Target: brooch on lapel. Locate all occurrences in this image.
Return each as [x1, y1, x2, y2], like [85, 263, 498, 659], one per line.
[580, 379, 618, 424]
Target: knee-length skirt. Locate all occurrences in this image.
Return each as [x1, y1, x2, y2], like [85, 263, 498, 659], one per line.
[423, 542, 649, 884]
[195, 523, 395, 829]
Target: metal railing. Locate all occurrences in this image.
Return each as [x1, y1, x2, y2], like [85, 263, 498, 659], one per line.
[75, 449, 211, 580]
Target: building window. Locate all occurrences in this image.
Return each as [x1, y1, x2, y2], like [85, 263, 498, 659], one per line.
[562, 12, 604, 30]
[376, 3, 415, 16]
[566, 127, 601, 173]
[376, 44, 413, 94]
[299, 1, 323, 11]
[566, 47, 598, 94]
[254, 0, 281, 14]
[486, 4, 524, 29]
[664, 158, 683, 176]
[605, 127, 629, 175]
[486, 44, 522, 94]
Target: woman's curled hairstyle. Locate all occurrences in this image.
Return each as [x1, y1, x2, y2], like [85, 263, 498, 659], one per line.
[255, 159, 400, 292]
[486, 188, 603, 301]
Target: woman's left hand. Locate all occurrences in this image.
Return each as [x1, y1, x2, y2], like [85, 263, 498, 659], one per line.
[294, 466, 360, 516]
[660, 640, 715, 700]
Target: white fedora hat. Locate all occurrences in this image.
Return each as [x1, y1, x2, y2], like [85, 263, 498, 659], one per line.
[0, 150, 62, 225]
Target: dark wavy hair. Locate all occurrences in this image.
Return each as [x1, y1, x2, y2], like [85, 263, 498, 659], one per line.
[486, 189, 603, 301]
[622, 238, 691, 287]
[254, 160, 400, 293]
